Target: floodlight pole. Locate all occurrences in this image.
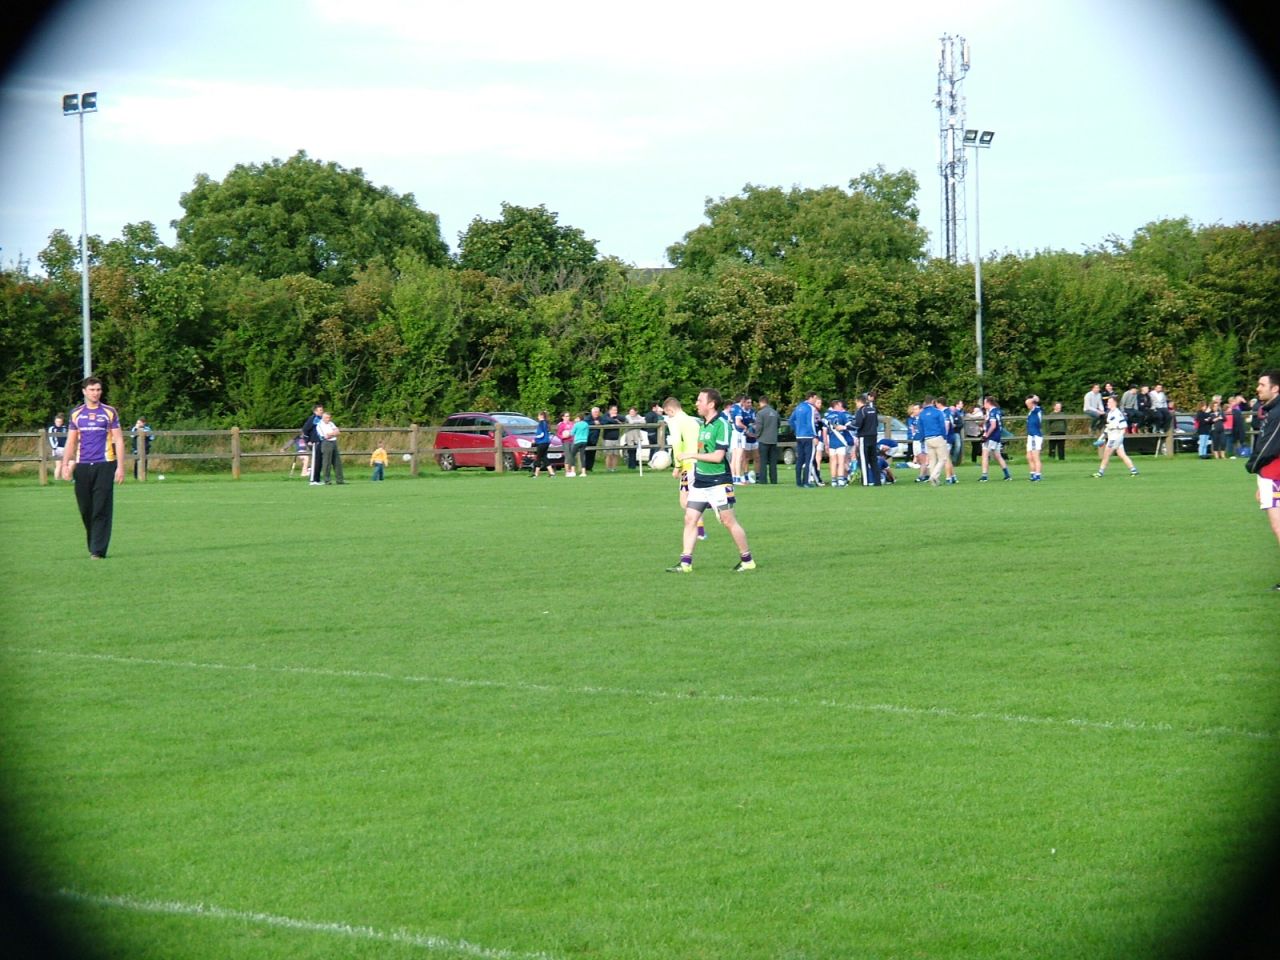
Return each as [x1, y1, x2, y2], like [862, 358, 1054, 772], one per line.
[64, 92, 97, 378]
[965, 129, 994, 406]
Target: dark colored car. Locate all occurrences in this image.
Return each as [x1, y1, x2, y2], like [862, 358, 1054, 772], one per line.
[435, 412, 563, 471]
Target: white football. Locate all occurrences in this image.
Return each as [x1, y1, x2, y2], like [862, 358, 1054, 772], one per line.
[402, 453, 412, 462]
[158, 474, 165, 480]
[649, 450, 672, 470]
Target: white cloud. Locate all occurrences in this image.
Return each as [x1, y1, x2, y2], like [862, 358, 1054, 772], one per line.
[101, 77, 688, 165]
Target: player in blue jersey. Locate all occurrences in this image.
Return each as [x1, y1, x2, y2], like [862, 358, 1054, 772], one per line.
[62, 377, 127, 558]
[979, 396, 1011, 481]
[1024, 395, 1044, 481]
[823, 399, 853, 487]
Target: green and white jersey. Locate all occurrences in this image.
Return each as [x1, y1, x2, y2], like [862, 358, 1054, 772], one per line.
[693, 413, 732, 487]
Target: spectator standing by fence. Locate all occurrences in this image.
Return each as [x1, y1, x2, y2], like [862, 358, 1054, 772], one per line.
[623, 407, 647, 469]
[1245, 370, 1280, 592]
[130, 417, 153, 479]
[1194, 402, 1213, 458]
[571, 413, 590, 477]
[47, 413, 68, 481]
[62, 376, 126, 559]
[316, 411, 345, 484]
[532, 412, 555, 478]
[1045, 402, 1068, 461]
[301, 404, 324, 484]
[1210, 399, 1227, 459]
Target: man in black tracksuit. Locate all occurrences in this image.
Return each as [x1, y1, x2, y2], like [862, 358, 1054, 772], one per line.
[301, 404, 324, 484]
[853, 391, 881, 487]
[1244, 370, 1280, 592]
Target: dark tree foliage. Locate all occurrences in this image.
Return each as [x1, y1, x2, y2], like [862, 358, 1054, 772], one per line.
[173, 151, 449, 286]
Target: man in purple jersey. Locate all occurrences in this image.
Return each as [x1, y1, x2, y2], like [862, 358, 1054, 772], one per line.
[61, 376, 127, 558]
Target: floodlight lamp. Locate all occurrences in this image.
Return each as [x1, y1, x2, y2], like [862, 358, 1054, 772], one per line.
[979, 130, 995, 145]
[62, 93, 79, 114]
[81, 91, 98, 111]
[963, 129, 978, 144]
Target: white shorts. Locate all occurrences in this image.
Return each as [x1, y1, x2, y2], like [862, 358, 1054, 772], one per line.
[1258, 476, 1280, 510]
[984, 439, 1003, 452]
[1105, 435, 1126, 451]
[687, 482, 736, 512]
[1026, 436, 1043, 452]
[744, 440, 759, 451]
[729, 431, 747, 450]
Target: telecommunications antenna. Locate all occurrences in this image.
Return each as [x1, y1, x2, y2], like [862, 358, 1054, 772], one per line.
[934, 35, 969, 262]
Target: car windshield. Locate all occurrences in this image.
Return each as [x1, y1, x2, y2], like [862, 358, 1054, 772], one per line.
[490, 414, 538, 436]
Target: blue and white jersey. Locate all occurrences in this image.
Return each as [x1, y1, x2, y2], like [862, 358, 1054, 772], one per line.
[728, 402, 742, 432]
[984, 406, 1004, 441]
[1026, 405, 1043, 437]
[534, 419, 551, 444]
[907, 414, 921, 443]
[823, 409, 851, 448]
[942, 407, 958, 439]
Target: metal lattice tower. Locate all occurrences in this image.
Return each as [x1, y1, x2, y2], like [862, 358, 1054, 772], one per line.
[934, 34, 969, 263]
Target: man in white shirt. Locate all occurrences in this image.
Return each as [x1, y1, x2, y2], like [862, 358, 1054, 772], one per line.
[316, 411, 346, 485]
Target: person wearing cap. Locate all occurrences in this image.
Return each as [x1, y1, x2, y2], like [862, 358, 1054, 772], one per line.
[62, 376, 127, 558]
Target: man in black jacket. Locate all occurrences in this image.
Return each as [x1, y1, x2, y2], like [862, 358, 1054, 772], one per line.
[853, 392, 881, 487]
[1245, 370, 1280, 591]
[301, 404, 324, 485]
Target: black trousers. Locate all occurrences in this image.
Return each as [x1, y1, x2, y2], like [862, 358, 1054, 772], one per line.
[794, 438, 813, 486]
[758, 443, 778, 484]
[859, 436, 881, 485]
[73, 461, 116, 557]
[1048, 439, 1066, 460]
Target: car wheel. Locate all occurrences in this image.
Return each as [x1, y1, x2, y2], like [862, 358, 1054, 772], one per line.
[783, 448, 795, 465]
[502, 452, 518, 472]
[436, 452, 456, 471]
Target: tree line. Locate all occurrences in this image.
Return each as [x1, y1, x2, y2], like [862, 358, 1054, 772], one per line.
[1, 150, 1276, 431]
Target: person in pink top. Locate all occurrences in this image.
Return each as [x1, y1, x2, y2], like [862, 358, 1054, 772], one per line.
[62, 376, 127, 558]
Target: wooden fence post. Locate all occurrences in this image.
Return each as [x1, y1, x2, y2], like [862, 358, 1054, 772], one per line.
[231, 427, 241, 479]
[137, 433, 148, 482]
[37, 433, 48, 486]
[494, 423, 505, 473]
[409, 423, 420, 476]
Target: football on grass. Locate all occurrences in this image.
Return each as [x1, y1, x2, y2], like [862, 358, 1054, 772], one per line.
[649, 450, 672, 470]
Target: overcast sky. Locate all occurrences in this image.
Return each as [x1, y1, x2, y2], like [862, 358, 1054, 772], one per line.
[1, 0, 1277, 272]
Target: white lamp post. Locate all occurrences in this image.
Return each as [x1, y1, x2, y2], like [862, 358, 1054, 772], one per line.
[62, 91, 98, 379]
[963, 128, 994, 404]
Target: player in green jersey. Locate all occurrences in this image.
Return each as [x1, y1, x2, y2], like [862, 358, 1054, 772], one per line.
[666, 388, 755, 573]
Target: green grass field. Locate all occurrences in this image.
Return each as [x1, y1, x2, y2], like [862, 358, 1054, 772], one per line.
[2, 455, 1277, 959]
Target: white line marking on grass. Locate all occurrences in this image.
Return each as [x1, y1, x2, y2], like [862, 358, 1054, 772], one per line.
[54, 888, 561, 960]
[21, 648, 1279, 742]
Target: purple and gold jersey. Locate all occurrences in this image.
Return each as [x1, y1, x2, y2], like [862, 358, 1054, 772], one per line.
[69, 403, 120, 463]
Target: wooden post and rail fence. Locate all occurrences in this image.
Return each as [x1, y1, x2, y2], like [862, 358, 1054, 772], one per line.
[0, 415, 1247, 485]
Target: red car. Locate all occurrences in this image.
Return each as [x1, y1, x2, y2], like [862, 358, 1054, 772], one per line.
[434, 412, 563, 471]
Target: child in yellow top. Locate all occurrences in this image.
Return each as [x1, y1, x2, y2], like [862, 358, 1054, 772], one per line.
[370, 442, 389, 481]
